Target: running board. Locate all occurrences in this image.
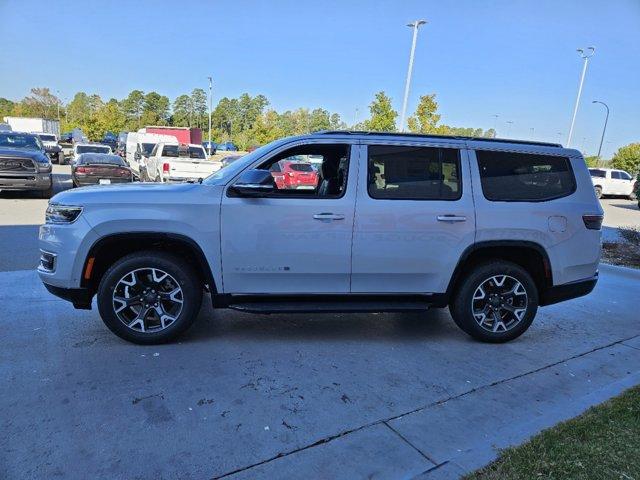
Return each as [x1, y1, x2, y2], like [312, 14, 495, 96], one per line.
[222, 295, 433, 314]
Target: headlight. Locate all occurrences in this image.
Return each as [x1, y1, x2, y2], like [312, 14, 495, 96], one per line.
[45, 204, 83, 224]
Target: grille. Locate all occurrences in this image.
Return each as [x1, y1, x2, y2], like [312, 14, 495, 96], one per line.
[0, 156, 36, 173]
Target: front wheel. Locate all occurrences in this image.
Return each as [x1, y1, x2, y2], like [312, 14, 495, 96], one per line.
[450, 261, 539, 343]
[97, 251, 203, 344]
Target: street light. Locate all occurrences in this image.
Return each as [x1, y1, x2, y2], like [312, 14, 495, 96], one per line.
[592, 100, 609, 158]
[207, 76, 213, 156]
[567, 46, 595, 146]
[399, 19, 427, 132]
[506, 120, 514, 136]
[492, 114, 499, 131]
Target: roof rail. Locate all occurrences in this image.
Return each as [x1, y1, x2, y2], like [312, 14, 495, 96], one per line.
[313, 130, 562, 148]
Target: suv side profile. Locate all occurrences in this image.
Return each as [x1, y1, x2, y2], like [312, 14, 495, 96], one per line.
[38, 132, 603, 345]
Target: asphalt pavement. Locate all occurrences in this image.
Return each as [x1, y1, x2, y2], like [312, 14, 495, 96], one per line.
[0, 166, 639, 479]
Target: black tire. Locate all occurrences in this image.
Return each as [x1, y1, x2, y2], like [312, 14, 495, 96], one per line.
[97, 251, 203, 344]
[595, 186, 602, 199]
[450, 260, 539, 343]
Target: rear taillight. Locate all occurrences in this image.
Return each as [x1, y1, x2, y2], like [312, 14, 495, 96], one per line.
[287, 172, 295, 177]
[163, 163, 170, 173]
[116, 168, 130, 177]
[76, 166, 86, 174]
[583, 214, 603, 230]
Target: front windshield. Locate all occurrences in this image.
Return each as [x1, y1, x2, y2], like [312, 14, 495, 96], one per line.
[0, 133, 41, 150]
[203, 140, 284, 185]
[77, 145, 110, 154]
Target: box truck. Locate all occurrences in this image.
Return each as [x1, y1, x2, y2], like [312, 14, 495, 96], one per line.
[3, 117, 60, 137]
[138, 126, 202, 145]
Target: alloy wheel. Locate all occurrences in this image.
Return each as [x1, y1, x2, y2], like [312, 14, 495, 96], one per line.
[112, 267, 184, 333]
[471, 275, 528, 333]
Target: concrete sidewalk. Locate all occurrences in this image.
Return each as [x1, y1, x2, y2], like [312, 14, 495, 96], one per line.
[1, 264, 639, 479]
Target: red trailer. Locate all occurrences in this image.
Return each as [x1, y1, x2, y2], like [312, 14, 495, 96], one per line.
[140, 126, 202, 145]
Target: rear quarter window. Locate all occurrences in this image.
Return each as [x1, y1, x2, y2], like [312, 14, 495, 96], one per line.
[589, 169, 606, 178]
[476, 150, 576, 202]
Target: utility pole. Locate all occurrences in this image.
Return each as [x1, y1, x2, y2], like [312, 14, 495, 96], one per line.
[399, 20, 427, 132]
[207, 76, 213, 155]
[592, 100, 609, 158]
[567, 47, 595, 146]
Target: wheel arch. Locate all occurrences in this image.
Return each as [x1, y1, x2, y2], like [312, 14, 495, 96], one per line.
[444, 240, 552, 305]
[81, 232, 217, 294]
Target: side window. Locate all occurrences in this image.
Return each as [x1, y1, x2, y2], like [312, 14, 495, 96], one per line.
[477, 151, 576, 202]
[150, 144, 158, 157]
[367, 145, 461, 200]
[620, 172, 632, 180]
[589, 169, 606, 178]
[611, 171, 622, 180]
[256, 143, 350, 198]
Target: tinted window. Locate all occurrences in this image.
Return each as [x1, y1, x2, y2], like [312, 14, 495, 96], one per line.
[368, 145, 461, 200]
[76, 145, 110, 154]
[589, 169, 606, 178]
[77, 154, 125, 166]
[477, 151, 576, 201]
[162, 145, 179, 157]
[611, 171, 622, 179]
[289, 163, 314, 172]
[620, 171, 632, 180]
[141, 143, 155, 156]
[187, 147, 206, 159]
[38, 134, 56, 141]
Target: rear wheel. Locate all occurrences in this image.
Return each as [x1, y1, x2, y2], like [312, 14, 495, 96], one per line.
[450, 260, 538, 343]
[97, 251, 203, 344]
[595, 186, 603, 199]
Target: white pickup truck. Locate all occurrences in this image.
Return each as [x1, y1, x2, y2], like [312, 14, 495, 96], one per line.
[145, 143, 222, 182]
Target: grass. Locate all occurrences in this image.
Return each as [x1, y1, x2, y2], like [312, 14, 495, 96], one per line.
[466, 386, 640, 480]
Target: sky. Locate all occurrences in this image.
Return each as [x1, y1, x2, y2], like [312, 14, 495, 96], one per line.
[1, 0, 639, 158]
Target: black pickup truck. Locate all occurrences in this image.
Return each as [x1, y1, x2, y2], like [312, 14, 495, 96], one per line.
[0, 132, 53, 198]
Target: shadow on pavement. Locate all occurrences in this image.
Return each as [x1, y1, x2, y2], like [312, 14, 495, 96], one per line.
[609, 202, 639, 211]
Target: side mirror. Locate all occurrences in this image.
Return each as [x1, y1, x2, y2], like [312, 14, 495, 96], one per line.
[229, 169, 276, 197]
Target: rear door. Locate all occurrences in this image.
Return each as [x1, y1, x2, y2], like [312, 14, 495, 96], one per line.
[351, 142, 476, 294]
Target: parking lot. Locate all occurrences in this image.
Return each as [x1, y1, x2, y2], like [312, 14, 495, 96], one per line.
[0, 174, 639, 479]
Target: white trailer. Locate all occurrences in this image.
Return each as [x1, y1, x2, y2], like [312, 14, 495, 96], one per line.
[3, 117, 60, 137]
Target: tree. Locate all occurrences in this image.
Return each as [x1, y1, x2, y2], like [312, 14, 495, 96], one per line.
[172, 95, 193, 127]
[141, 92, 170, 125]
[12, 88, 61, 119]
[0, 98, 15, 119]
[191, 88, 208, 128]
[584, 156, 600, 168]
[121, 90, 145, 129]
[95, 99, 126, 137]
[611, 143, 640, 174]
[66, 92, 92, 127]
[362, 91, 397, 132]
[407, 94, 441, 134]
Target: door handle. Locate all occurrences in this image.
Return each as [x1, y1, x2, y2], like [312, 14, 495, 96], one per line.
[437, 215, 467, 222]
[313, 213, 345, 221]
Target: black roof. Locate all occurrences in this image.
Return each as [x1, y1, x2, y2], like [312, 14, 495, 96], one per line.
[313, 130, 562, 148]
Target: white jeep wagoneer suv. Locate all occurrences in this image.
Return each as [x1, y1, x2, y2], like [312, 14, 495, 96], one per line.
[38, 132, 603, 344]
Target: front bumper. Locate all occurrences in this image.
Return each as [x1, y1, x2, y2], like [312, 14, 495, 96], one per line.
[539, 273, 598, 306]
[0, 172, 51, 191]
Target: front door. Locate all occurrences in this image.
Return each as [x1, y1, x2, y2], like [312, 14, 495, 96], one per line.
[220, 142, 357, 294]
[351, 142, 476, 294]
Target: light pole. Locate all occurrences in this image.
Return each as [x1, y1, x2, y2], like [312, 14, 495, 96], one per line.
[592, 100, 609, 158]
[399, 19, 427, 132]
[492, 114, 499, 130]
[207, 76, 213, 155]
[506, 120, 514, 136]
[354, 107, 359, 128]
[567, 46, 595, 146]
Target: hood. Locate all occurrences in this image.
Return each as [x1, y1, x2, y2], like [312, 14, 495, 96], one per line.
[50, 181, 209, 206]
[0, 146, 48, 161]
